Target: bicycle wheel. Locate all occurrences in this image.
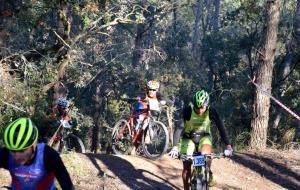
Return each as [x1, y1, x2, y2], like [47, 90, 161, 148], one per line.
[51, 137, 64, 153]
[191, 168, 207, 190]
[142, 120, 169, 160]
[64, 134, 86, 153]
[111, 119, 133, 155]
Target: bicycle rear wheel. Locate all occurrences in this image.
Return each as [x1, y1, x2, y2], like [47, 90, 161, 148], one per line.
[64, 134, 86, 153]
[111, 119, 133, 155]
[142, 120, 169, 160]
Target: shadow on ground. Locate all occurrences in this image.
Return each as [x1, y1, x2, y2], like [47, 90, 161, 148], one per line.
[232, 152, 300, 190]
[85, 153, 181, 190]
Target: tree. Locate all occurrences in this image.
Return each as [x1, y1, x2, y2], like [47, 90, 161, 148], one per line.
[191, 0, 203, 60]
[250, 0, 281, 149]
[212, 0, 221, 31]
[271, 0, 300, 141]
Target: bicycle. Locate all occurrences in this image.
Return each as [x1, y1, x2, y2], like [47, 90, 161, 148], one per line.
[48, 120, 86, 154]
[111, 98, 169, 160]
[180, 152, 224, 190]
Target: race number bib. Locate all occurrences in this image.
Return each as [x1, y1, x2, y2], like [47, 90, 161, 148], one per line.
[192, 155, 205, 166]
[61, 120, 72, 128]
[148, 99, 160, 111]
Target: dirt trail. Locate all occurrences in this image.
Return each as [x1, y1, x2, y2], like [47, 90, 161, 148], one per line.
[1, 149, 299, 190]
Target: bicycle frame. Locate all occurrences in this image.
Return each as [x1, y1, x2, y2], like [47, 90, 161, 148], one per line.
[191, 153, 211, 190]
[128, 109, 151, 144]
[179, 152, 224, 190]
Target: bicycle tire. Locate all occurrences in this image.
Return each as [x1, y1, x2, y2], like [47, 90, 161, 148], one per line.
[111, 119, 133, 155]
[64, 134, 86, 153]
[142, 120, 169, 160]
[191, 171, 207, 190]
[51, 139, 63, 153]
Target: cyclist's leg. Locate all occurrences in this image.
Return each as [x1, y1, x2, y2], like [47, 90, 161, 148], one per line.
[116, 122, 127, 140]
[198, 135, 213, 161]
[179, 138, 195, 190]
[131, 135, 142, 156]
[130, 145, 137, 156]
[198, 136, 215, 186]
[182, 160, 192, 190]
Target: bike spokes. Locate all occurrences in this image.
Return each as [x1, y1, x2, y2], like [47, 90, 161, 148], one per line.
[65, 134, 86, 153]
[112, 119, 133, 155]
[142, 121, 169, 160]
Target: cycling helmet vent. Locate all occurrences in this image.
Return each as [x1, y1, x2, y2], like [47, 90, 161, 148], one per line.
[147, 80, 159, 90]
[192, 90, 209, 108]
[56, 98, 70, 108]
[4, 118, 39, 151]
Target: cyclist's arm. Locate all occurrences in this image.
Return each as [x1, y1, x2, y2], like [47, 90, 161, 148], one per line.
[209, 107, 230, 145]
[173, 106, 192, 146]
[44, 145, 74, 190]
[0, 148, 9, 169]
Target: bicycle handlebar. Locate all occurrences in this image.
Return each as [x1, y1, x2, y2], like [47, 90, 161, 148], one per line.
[178, 152, 226, 160]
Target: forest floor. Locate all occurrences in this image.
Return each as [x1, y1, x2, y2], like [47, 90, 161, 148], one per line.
[0, 148, 299, 190]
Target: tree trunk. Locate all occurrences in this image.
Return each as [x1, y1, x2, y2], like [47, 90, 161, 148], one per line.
[212, 0, 221, 31]
[272, 0, 300, 141]
[172, 0, 177, 35]
[132, 0, 147, 68]
[250, 0, 281, 149]
[172, 0, 180, 58]
[91, 82, 103, 153]
[191, 0, 203, 60]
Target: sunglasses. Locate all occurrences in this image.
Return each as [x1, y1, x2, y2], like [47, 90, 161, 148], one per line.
[148, 89, 157, 92]
[58, 105, 67, 109]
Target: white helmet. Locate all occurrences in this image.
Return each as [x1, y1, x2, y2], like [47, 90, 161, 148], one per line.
[147, 80, 159, 90]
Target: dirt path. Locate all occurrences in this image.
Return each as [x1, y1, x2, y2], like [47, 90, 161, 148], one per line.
[1, 149, 299, 190]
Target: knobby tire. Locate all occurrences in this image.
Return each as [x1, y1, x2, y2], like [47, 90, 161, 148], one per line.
[142, 120, 169, 160]
[65, 134, 86, 153]
[111, 119, 133, 155]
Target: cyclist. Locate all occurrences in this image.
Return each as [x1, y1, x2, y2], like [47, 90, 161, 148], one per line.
[0, 117, 74, 190]
[42, 98, 73, 142]
[131, 80, 168, 155]
[168, 90, 233, 189]
[52, 98, 73, 128]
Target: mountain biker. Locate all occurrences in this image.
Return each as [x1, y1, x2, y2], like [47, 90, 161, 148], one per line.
[42, 98, 73, 142]
[168, 90, 233, 189]
[52, 98, 73, 128]
[0, 117, 74, 190]
[130, 80, 168, 155]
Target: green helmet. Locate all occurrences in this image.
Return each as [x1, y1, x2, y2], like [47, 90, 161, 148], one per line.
[192, 90, 209, 108]
[4, 117, 39, 151]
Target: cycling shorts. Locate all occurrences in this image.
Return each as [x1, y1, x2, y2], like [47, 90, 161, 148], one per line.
[179, 136, 212, 156]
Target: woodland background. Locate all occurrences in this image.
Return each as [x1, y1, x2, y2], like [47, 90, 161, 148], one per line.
[0, 0, 299, 152]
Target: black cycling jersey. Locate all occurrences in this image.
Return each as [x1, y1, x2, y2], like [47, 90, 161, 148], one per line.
[0, 144, 74, 190]
[173, 105, 230, 146]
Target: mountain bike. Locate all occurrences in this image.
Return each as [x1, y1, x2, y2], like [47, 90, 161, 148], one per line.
[48, 120, 86, 154]
[111, 98, 169, 160]
[180, 152, 224, 190]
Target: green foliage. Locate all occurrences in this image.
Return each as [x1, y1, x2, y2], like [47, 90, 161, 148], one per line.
[1, 0, 299, 151]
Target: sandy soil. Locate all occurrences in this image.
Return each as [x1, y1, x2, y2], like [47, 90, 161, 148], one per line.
[0, 149, 299, 190]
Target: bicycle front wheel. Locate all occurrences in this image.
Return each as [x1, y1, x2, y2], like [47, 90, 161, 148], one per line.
[111, 119, 133, 155]
[191, 172, 209, 190]
[51, 138, 63, 153]
[142, 120, 169, 160]
[191, 167, 208, 190]
[64, 134, 86, 153]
